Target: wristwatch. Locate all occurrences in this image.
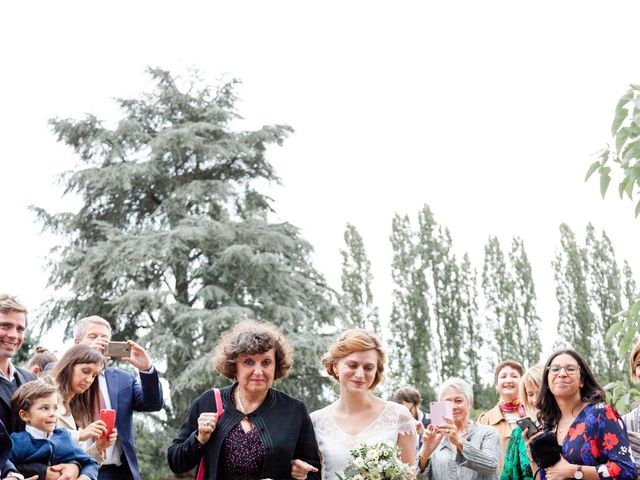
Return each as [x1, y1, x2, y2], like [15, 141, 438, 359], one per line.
[574, 465, 584, 479]
[6, 473, 25, 480]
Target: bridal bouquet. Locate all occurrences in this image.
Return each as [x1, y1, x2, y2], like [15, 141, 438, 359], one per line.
[336, 441, 416, 480]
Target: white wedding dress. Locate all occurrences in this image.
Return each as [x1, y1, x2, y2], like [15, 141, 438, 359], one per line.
[311, 401, 417, 480]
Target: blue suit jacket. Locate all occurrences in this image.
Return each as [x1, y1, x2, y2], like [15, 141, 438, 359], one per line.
[104, 367, 163, 480]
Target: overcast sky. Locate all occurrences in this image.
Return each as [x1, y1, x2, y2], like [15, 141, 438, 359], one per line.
[2, 1, 640, 357]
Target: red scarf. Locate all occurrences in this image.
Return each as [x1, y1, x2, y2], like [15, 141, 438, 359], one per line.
[499, 398, 526, 417]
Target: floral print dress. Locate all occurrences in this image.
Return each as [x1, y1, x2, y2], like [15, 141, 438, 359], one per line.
[542, 403, 636, 480]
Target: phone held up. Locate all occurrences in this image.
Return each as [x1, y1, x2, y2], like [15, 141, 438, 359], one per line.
[99, 409, 116, 439]
[516, 417, 539, 437]
[429, 400, 453, 427]
[104, 341, 131, 357]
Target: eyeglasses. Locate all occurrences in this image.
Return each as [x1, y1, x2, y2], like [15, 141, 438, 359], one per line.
[547, 364, 580, 375]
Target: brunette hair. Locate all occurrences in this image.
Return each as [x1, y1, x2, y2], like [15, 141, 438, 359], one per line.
[212, 320, 293, 380]
[12, 380, 57, 413]
[630, 340, 640, 383]
[54, 344, 104, 428]
[321, 329, 385, 389]
[493, 359, 524, 385]
[394, 386, 422, 405]
[536, 349, 605, 431]
[28, 347, 58, 376]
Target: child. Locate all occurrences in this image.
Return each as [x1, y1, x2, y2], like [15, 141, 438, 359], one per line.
[9, 380, 99, 480]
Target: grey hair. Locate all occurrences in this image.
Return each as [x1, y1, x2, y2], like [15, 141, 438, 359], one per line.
[73, 315, 112, 341]
[438, 377, 474, 406]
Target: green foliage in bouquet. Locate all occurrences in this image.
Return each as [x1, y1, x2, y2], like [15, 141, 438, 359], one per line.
[337, 441, 416, 480]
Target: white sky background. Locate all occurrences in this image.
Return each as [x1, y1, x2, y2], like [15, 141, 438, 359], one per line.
[1, 1, 640, 360]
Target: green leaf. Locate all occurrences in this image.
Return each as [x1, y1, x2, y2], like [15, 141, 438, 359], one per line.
[618, 178, 629, 199]
[605, 321, 624, 343]
[625, 176, 635, 199]
[635, 199, 640, 218]
[600, 166, 612, 198]
[613, 89, 634, 135]
[585, 160, 601, 181]
[615, 127, 631, 153]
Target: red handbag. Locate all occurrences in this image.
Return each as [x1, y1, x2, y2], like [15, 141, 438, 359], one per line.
[195, 388, 224, 480]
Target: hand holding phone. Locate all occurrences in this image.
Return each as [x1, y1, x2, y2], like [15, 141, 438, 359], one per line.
[429, 401, 453, 427]
[104, 341, 131, 357]
[99, 409, 116, 440]
[516, 417, 539, 437]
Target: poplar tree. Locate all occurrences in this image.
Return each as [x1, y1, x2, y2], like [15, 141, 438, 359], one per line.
[389, 214, 433, 399]
[552, 224, 596, 357]
[339, 223, 379, 331]
[509, 237, 541, 366]
[459, 254, 482, 389]
[482, 237, 520, 362]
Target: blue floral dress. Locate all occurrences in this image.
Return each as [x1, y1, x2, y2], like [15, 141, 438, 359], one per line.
[541, 403, 636, 480]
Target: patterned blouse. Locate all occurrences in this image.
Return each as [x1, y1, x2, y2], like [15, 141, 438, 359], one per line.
[541, 403, 636, 480]
[218, 392, 265, 480]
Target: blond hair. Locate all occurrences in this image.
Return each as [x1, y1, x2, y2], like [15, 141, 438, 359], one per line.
[321, 329, 385, 389]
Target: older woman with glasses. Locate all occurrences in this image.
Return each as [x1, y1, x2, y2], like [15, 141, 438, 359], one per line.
[532, 349, 635, 480]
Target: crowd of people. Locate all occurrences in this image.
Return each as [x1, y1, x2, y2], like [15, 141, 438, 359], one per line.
[1, 292, 640, 480]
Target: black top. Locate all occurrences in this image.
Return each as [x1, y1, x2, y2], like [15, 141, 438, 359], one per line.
[167, 385, 322, 480]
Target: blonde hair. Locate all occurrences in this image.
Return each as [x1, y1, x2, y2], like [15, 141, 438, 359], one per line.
[321, 329, 385, 389]
[0, 294, 28, 326]
[519, 363, 544, 417]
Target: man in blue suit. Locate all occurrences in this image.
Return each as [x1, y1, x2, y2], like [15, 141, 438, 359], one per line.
[74, 315, 164, 480]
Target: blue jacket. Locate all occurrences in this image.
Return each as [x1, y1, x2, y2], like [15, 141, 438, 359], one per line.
[104, 367, 163, 480]
[10, 428, 99, 480]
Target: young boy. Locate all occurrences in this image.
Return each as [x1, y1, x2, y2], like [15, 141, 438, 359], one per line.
[9, 380, 99, 480]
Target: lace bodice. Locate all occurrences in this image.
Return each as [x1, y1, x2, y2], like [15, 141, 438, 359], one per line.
[311, 401, 416, 480]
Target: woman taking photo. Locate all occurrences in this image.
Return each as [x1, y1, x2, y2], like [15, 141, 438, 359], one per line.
[167, 320, 321, 480]
[534, 349, 635, 480]
[294, 329, 416, 480]
[418, 377, 500, 480]
[54, 344, 119, 463]
[500, 364, 544, 480]
[478, 360, 525, 475]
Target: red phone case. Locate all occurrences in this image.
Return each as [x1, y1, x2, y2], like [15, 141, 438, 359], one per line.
[99, 408, 116, 439]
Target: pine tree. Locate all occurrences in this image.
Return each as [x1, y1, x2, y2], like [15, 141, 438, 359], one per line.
[339, 223, 379, 331]
[34, 68, 339, 430]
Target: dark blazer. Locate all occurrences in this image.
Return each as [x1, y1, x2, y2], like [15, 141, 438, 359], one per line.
[0, 366, 36, 433]
[167, 385, 322, 480]
[103, 367, 164, 480]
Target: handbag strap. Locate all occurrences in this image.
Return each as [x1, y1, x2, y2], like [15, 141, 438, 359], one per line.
[196, 388, 224, 480]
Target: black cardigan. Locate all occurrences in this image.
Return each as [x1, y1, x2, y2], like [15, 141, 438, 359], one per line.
[167, 385, 321, 480]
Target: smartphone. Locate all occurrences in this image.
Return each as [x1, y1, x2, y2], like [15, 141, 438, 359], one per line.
[516, 417, 539, 437]
[99, 409, 116, 439]
[104, 341, 131, 357]
[429, 401, 453, 427]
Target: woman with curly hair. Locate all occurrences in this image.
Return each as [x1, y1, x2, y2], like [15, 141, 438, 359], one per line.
[168, 320, 321, 480]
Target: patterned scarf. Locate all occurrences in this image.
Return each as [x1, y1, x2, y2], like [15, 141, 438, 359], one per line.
[499, 398, 526, 417]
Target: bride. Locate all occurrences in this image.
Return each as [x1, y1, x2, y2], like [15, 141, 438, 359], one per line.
[292, 329, 416, 479]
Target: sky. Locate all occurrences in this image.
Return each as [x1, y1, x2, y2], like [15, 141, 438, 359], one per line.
[1, 1, 640, 359]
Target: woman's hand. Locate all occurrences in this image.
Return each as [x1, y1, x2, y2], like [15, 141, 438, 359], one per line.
[196, 412, 218, 445]
[420, 424, 444, 458]
[95, 428, 118, 453]
[544, 456, 574, 480]
[438, 416, 463, 450]
[522, 429, 543, 464]
[78, 420, 107, 442]
[291, 459, 318, 479]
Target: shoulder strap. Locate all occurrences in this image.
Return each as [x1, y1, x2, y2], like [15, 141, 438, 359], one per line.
[214, 388, 224, 419]
[196, 388, 224, 480]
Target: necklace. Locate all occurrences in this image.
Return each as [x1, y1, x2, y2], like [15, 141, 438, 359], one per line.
[235, 388, 248, 415]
